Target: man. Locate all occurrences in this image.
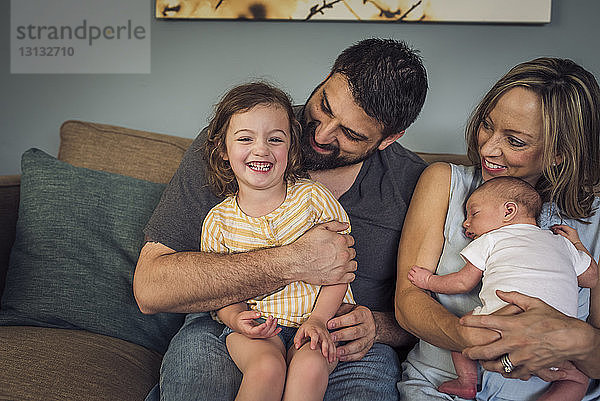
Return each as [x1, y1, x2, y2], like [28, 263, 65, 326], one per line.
[134, 38, 428, 400]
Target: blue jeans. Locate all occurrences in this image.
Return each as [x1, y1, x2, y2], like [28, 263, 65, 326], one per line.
[145, 312, 401, 401]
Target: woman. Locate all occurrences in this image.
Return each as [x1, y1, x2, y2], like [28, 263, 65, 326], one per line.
[395, 57, 600, 400]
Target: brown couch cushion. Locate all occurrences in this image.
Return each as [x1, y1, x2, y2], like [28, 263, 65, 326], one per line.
[0, 326, 162, 401]
[59, 120, 193, 184]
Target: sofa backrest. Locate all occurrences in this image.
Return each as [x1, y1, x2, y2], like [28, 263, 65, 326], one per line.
[58, 120, 471, 180]
[59, 120, 194, 184]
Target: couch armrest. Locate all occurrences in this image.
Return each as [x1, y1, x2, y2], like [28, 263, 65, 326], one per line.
[0, 175, 20, 300]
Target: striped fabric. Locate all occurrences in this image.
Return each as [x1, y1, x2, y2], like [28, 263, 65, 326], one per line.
[201, 178, 355, 327]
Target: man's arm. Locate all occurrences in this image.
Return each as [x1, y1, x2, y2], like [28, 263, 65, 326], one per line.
[133, 221, 357, 314]
[373, 311, 417, 348]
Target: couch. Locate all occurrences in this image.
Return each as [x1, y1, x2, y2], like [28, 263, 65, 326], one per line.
[0, 120, 469, 400]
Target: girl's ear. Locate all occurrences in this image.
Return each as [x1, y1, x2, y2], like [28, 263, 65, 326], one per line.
[211, 142, 228, 161]
[503, 201, 518, 222]
[219, 138, 229, 161]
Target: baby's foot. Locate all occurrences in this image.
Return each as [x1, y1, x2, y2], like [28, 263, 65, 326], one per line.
[438, 378, 477, 399]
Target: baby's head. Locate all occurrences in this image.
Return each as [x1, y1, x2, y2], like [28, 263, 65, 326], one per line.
[203, 82, 305, 197]
[463, 176, 542, 239]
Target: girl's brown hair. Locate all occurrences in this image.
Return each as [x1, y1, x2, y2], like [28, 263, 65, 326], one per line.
[202, 82, 306, 197]
[466, 57, 600, 221]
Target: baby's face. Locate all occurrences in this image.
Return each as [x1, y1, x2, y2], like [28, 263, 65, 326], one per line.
[463, 191, 506, 239]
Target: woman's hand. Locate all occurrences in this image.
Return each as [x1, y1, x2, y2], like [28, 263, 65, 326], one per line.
[460, 290, 597, 380]
[294, 316, 337, 363]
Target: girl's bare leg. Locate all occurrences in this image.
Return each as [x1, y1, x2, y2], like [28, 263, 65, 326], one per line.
[226, 332, 287, 401]
[282, 342, 337, 401]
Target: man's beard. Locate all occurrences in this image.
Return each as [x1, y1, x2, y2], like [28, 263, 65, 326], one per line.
[299, 117, 378, 171]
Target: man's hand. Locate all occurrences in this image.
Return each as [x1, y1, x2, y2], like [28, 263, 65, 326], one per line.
[327, 304, 375, 362]
[288, 221, 357, 286]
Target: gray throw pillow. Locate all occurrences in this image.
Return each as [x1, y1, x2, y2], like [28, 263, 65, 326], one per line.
[0, 148, 184, 353]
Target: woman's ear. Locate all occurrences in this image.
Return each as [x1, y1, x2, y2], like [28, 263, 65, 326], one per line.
[503, 201, 518, 222]
[552, 154, 563, 167]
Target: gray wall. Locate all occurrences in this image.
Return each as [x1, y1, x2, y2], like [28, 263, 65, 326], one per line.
[2, 0, 599, 175]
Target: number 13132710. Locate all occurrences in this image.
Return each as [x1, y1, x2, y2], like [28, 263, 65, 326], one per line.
[19, 46, 74, 56]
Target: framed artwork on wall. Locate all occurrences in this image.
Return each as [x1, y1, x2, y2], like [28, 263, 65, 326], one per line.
[156, 0, 551, 23]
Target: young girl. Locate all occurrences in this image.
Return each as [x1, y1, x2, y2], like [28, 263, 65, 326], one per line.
[200, 82, 354, 401]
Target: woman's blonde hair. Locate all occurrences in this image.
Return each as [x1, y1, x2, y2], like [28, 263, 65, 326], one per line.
[466, 57, 600, 220]
[202, 82, 306, 197]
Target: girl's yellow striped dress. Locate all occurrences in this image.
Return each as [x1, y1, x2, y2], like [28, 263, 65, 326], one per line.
[201, 178, 355, 327]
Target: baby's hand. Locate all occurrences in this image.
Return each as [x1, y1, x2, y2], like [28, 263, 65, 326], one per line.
[408, 265, 433, 290]
[233, 311, 281, 339]
[294, 316, 336, 363]
[550, 224, 582, 246]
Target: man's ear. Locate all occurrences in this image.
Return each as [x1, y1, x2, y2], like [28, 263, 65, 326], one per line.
[503, 201, 518, 222]
[378, 131, 405, 150]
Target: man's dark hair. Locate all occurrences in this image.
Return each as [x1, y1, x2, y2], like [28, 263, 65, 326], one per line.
[330, 38, 428, 137]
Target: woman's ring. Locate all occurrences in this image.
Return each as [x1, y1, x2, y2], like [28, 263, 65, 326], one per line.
[500, 354, 515, 373]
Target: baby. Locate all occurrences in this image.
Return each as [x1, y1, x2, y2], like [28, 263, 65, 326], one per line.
[408, 176, 598, 401]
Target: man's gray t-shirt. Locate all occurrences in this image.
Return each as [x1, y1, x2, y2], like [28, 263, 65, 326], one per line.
[144, 131, 426, 312]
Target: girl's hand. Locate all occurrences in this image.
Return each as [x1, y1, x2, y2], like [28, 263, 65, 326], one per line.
[232, 311, 281, 339]
[407, 265, 433, 290]
[294, 316, 337, 363]
[550, 224, 582, 246]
